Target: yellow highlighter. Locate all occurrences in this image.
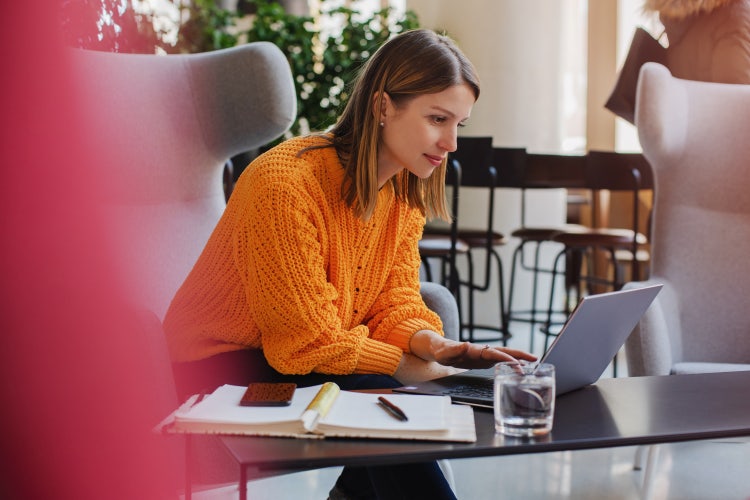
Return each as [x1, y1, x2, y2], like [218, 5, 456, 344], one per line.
[301, 382, 341, 432]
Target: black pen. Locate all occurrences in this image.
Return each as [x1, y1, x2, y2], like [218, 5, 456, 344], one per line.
[377, 396, 408, 421]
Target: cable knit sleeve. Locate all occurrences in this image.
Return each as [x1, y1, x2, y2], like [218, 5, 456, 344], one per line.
[365, 207, 445, 351]
[235, 145, 403, 376]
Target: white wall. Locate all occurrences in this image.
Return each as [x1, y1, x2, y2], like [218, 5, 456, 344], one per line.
[408, 0, 586, 152]
[409, 0, 586, 351]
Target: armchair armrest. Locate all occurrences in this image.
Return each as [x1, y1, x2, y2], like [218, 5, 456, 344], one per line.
[623, 278, 682, 376]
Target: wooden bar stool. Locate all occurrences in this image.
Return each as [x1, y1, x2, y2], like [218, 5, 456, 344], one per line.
[542, 151, 653, 372]
[503, 153, 587, 353]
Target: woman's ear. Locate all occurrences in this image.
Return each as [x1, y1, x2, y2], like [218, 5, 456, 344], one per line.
[372, 92, 390, 123]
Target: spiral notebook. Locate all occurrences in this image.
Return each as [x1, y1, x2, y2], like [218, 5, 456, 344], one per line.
[160, 383, 477, 442]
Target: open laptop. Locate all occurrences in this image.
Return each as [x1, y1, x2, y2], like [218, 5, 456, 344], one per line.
[394, 284, 662, 407]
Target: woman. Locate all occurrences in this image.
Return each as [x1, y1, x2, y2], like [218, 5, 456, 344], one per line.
[164, 28, 536, 499]
[644, 0, 750, 83]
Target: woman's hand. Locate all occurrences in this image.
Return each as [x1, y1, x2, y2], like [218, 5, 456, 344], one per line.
[392, 353, 466, 385]
[431, 340, 536, 369]
[409, 330, 536, 370]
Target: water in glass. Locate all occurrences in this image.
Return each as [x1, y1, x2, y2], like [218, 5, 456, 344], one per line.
[494, 362, 555, 437]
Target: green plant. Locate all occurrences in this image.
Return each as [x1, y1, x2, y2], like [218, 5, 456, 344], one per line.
[60, 0, 241, 54]
[172, 0, 241, 53]
[62, 0, 420, 145]
[243, 0, 420, 140]
[60, 0, 164, 53]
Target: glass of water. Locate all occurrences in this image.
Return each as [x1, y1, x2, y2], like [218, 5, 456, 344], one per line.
[494, 362, 555, 437]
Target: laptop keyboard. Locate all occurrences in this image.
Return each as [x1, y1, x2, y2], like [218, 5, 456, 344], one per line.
[442, 382, 494, 400]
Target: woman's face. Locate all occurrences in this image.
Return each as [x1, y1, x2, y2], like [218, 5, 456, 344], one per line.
[376, 83, 476, 186]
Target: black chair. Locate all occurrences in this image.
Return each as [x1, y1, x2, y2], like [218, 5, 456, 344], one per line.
[419, 157, 468, 299]
[445, 136, 511, 343]
[502, 153, 587, 352]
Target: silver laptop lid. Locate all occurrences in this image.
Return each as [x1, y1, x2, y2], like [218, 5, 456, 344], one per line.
[542, 283, 663, 394]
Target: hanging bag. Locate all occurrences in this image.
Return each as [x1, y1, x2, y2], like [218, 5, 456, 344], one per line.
[605, 27, 668, 124]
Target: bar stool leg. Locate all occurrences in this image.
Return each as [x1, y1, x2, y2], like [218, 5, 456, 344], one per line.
[544, 248, 568, 353]
[527, 242, 544, 352]
[463, 252, 476, 342]
[507, 240, 548, 353]
[505, 243, 523, 345]
[492, 248, 510, 346]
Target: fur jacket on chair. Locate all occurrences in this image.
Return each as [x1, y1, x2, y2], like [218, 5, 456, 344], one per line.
[643, 0, 750, 83]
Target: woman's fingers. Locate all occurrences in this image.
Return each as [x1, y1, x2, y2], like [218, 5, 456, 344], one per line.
[479, 347, 518, 363]
[435, 341, 537, 368]
[471, 344, 537, 363]
[492, 347, 537, 362]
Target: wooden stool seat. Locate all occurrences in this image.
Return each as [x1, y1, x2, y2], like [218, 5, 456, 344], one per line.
[418, 234, 470, 256]
[552, 228, 648, 248]
[511, 227, 561, 241]
[511, 223, 586, 242]
[450, 229, 506, 248]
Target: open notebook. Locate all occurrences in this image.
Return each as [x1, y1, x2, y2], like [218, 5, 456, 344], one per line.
[395, 284, 662, 407]
[160, 383, 477, 443]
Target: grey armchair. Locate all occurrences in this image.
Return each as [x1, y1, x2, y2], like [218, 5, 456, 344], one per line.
[72, 43, 298, 320]
[625, 62, 750, 377]
[625, 60, 750, 500]
[72, 42, 297, 492]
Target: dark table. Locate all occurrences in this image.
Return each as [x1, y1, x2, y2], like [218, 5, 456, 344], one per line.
[217, 371, 750, 499]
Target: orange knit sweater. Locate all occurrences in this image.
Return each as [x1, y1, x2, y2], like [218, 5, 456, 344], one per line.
[163, 135, 443, 376]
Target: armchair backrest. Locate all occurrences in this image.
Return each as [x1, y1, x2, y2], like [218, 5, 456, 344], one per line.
[71, 43, 296, 319]
[634, 62, 750, 365]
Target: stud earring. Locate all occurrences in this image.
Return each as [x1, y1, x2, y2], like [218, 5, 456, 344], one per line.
[379, 122, 384, 127]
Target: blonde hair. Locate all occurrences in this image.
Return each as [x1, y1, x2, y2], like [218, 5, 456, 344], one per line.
[643, 0, 737, 18]
[327, 29, 480, 221]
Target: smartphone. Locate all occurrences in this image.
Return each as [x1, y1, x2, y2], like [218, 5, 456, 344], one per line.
[240, 383, 297, 406]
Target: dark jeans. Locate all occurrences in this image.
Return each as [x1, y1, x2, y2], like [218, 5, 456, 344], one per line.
[173, 349, 457, 500]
